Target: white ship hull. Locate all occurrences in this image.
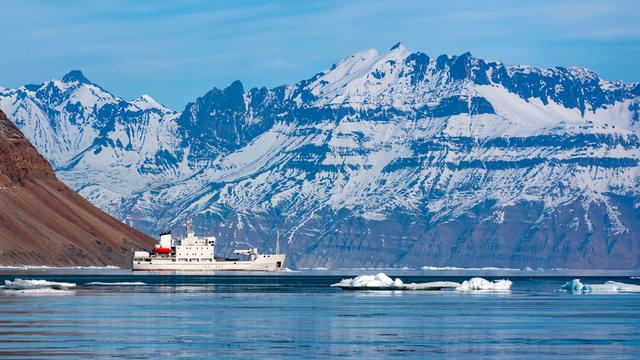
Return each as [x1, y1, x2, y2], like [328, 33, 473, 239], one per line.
[133, 254, 286, 272]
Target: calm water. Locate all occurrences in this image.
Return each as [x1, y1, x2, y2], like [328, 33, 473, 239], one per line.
[0, 270, 639, 359]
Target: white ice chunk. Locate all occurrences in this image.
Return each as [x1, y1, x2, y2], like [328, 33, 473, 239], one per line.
[455, 277, 512, 291]
[332, 273, 459, 290]
[3, 279, 76, 290]
[561, 279, 640, 294]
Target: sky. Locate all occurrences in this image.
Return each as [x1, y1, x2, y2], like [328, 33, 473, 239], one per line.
[2, 0, 639, 110]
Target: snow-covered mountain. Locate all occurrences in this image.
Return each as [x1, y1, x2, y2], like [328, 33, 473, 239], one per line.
[2, 43, 640, 269]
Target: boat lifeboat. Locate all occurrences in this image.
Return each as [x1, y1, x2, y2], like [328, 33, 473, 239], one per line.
[155, 246, 172, 254]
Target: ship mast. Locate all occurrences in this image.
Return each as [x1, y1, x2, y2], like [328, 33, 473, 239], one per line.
[276, 230, 280, 255]
[185, 218, 194, 237]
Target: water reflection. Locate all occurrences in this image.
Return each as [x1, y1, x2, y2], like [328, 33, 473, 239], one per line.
[0, 274, 637, 358]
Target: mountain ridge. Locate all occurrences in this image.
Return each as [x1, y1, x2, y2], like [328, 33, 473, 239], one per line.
[1, 44, 639, 268]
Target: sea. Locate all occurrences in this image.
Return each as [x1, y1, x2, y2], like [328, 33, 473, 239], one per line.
[0, 268, 639, 359]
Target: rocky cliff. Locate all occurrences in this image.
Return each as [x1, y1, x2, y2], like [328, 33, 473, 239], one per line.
[0, 110, 154, 267]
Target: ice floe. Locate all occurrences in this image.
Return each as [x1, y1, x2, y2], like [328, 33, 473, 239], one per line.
[1, 279, 76, 295]
[3, 279, 76, 290]
[561, 279, 640, 294]
[332, 273, 497, 291]
[455, 277, 512, 291]
[332, 273, 403, 289]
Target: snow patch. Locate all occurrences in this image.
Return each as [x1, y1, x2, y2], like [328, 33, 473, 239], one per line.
[492, 210, 505, 224]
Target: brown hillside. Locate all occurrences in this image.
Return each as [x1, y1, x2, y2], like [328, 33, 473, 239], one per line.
[0, 110, 155, 267]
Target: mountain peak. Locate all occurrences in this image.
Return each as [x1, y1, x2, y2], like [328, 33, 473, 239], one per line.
[62, 70, 90, 84]
[131, 94, 169, 111]
[226, 80, 245, 94]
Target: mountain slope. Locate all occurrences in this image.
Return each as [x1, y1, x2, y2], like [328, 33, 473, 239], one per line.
[0, 110, 154, 267]
[1, 44, 640, 269]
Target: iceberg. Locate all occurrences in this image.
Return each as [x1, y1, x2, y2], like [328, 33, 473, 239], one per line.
[454, 277, 512, 291]
[561, 279, 640, 294]
[331, 273, 460, 290]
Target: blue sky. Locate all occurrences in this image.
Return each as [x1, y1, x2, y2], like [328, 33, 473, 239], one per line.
[2, 0, 639, 110]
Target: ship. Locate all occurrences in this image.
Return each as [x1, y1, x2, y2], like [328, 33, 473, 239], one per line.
[132, 220, 285, 271]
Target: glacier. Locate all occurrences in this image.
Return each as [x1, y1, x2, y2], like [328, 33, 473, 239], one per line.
[1, 43, 639, 269]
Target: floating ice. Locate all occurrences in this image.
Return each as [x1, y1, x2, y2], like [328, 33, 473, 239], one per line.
[86, 282, 146, 286]
[332, 273, 459, 290]
[561, 279, 640, 294]
[1, 279, 76, 295]
[403, 281, 462, 290]
[3, 279, 76, 290]
[332, 273, 400, 288]
[455, 277, 512, 291]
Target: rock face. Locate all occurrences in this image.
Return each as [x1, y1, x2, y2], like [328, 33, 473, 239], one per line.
[0, 110, 53, 185]
[0, 110, 154, 267]
[1, 44, 640, 269]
